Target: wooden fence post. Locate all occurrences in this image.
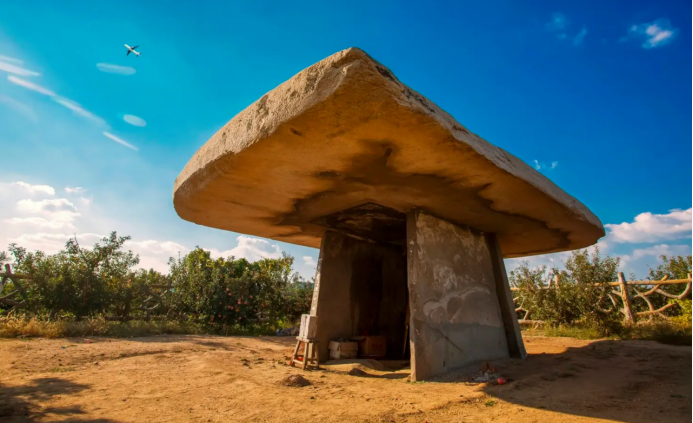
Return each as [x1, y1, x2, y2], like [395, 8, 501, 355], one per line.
[618, 272, 635, 324]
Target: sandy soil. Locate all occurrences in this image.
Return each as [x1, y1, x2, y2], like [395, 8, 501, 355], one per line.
[0, 334, 690, 423]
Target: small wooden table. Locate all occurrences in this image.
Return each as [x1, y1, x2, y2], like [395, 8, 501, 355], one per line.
[289, 337, 320, 370]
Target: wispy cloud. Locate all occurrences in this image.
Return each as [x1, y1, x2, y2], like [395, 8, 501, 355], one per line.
[626, 19, 678, 49]
[533, 160, 559, 171]
[103, 131, 139, 151]
[65, 186, 86, 194]
[52, 96, 105, 125]
[303, 256, 317, 267]
[8, 75, 105, 125]
[96, 63, 136, 75]
[546, 13, 567, 33]
[7, 75, 55, 96]
[123, 114, 147, 127]
[573, 27, 587, 45]
[0, 54, 24, 65]
[0, 94, 38, 122]
[545, 13, 587, 46]
[0, 60, 41, 77]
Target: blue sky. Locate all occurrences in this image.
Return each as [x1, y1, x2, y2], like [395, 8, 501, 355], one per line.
[0, 0, 690, 280]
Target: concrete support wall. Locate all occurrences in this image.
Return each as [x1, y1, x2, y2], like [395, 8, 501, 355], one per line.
[311, 230, 408, 361]
[406, 210, 524, 381]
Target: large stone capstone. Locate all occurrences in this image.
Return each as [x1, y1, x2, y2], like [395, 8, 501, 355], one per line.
[173, 47, 604, 258]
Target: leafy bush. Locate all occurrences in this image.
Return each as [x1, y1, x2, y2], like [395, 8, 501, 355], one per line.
[1, 232, 314, 332]
[511, 247, 623, 336]
[670, 299, 692, 327]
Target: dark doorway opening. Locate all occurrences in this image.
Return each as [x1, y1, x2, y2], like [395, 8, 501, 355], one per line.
[312, 203, 410, 360]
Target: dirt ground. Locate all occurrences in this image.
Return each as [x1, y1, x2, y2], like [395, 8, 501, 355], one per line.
[0, 334, 690, 423]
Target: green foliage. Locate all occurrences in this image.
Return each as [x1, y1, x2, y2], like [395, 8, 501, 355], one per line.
[648, 255, 692, 281]
[511, 247, 623, 336]
[637, 255, 693, 315]
[512, 247, 693, 341]
[670, 299, 692, 327]
[2, 232, 313, 331]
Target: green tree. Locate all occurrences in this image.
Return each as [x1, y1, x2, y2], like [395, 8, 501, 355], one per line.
[648, 255, 692, 281]
[641, 255, 693, 316]
[512, 247, 623, 335]
[7, 232, 140, 318]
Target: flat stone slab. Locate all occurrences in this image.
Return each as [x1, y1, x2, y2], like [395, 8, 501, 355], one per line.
[173, 47, 604, 257]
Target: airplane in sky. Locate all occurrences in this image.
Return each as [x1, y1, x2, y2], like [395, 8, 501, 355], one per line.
[124, 44, 141, 57]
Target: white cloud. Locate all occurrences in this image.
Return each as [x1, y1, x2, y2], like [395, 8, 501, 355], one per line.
[103, 131, 139, 151]
[52, 96, 105, 125]
[15, 198, 81, 228]
[550, 161, 559, 169]
[573, 27, 587, 45]
[125, 240, 190, 272]
[96, 63, 136, 76]
[3, 216, 75, 230]
[605, 208, 691, 243]
[0, 95, 38, 122]
[123, 114, 147, 127]
[621, 243, 692, 265]
[7, 75, 55, 96]
[124, 236, 285, 273]
[17, 198, 77, 214]
[0, 181, 55, 196]
[65, 186, 86, 194]
[628, 19, 678, 49]
[303, 256, 317, 267]
[211, 235, 283, 263]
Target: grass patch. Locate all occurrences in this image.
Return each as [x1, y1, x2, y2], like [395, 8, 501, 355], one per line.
[521, 319, 691, 345]
[0, 316, 293, 339]
[49, 366, 74, 373]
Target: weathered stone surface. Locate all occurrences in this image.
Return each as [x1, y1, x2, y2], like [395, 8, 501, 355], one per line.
[406, 210, 512, 381]
[311, 230, 408, 361]
[173, 47, 604, 258]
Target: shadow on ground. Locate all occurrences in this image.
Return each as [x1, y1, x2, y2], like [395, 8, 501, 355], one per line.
[0, 377, 120, 423]
[478, 339, 691, 423]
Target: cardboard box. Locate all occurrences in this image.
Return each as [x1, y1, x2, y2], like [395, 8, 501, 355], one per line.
[299, 314, 318, 340]
[328, 341, 358, 359]
[352, 336, 387, 357]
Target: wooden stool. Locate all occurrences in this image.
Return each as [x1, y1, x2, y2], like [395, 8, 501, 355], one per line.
[289, 337, 320, 370]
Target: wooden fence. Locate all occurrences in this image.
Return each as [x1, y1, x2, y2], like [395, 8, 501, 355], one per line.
[0, 264, 28, 310]
[511, 271, 692, 324]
